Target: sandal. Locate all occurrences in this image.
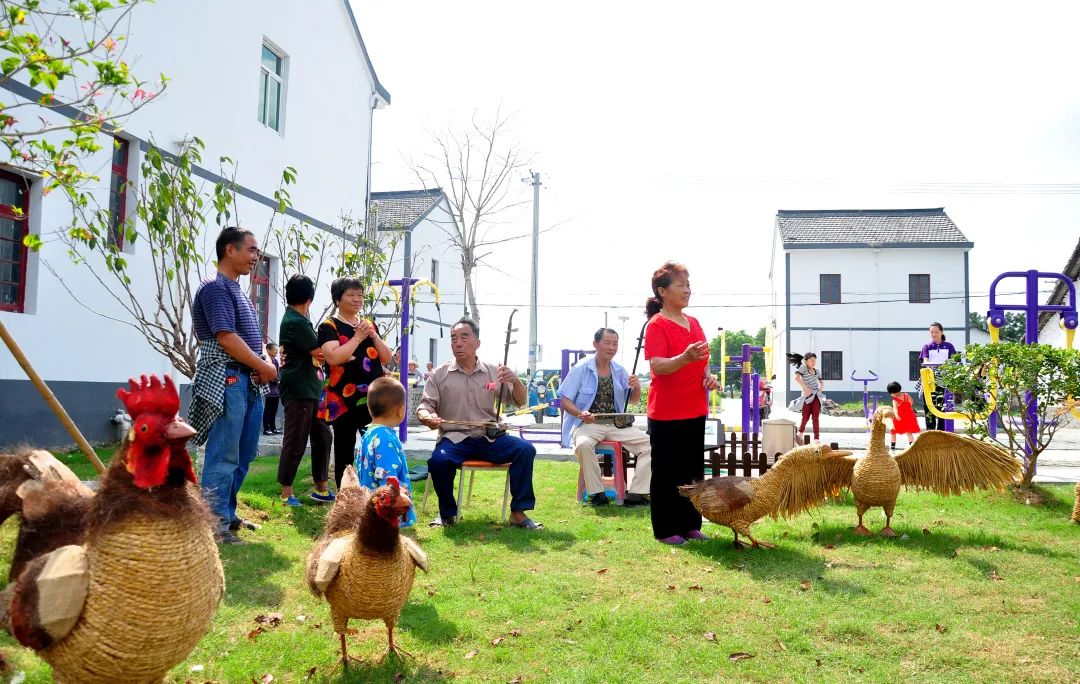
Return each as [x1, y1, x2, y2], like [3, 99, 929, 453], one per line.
[509, 517, 544, 530]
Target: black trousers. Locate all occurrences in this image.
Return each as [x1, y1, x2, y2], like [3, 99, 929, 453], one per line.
[263, 395, 279, 431]
[924, 391, 945, 431]
[277, 399, 331, 487]
[330, 404, 372, 488]
[649, 415, 705, 539]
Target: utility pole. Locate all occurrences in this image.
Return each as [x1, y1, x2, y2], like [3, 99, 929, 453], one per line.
[604, 312, 608, 328]
[526, 170, 541, 377]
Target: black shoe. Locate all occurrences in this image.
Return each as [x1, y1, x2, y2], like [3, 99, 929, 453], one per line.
[429, 515, 457, 528]
[229, 518, 261, 532]
[588, 493, 610, 507]
[623, 493, 650, 507]
[216, 531, 246, 545]
[263, 430, 274, 436]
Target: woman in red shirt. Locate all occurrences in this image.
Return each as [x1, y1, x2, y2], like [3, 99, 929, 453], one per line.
[644, 262, 719, 545]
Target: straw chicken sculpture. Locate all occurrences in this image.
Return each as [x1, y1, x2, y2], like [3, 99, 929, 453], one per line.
[306, 467, 428, 664]
[828, 406, 1021, 535]
[680, 444, 856, 549]
[0, 375, 224, 684]
[1072, 482, 1080, 524]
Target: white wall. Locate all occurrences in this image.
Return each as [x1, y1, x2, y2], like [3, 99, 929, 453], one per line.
[0, 0, 380, 386]
[787, 248, 967, 331]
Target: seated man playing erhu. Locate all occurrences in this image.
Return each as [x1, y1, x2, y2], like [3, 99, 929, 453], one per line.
[416, 318, 543, 530]
[558, 328, 652, 506]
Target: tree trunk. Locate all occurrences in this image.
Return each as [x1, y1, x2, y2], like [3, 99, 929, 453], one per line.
[462, 258, 480, 325]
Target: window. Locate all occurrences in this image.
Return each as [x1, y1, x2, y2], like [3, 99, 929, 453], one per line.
[250, 256, 271, 340]
[108, 136, 129, 248]
[820, 351, 843, 380]
[0, 172, 30, 312]
[909, 351, 923, 382]
[820, 274, 841, 304]
[909, 274, 931, 303]
[430, 259, 440, 287]
[257, 43, 285, 131]
[429, 338, 437, 366]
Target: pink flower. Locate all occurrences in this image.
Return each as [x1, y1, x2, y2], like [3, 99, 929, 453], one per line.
[486, 382, 497, 390]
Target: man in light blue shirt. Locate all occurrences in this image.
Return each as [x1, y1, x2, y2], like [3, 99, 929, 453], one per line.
[558, 328, 652, 506]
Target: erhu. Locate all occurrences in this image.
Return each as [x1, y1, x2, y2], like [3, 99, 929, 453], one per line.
[589, 318, 649, 427]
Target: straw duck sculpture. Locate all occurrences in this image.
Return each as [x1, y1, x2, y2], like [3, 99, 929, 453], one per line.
[831, 406, 1021, 535]
[1, 375, 224, 684]
[306, 467, 428, 664]
[680, 443, 856, 549]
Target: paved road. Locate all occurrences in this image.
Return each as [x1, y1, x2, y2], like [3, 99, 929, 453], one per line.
[255, 407, 1080, 484]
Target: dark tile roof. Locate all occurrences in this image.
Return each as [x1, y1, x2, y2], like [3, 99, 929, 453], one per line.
[1038, 237, 1080, 333]
[777, 208, 970, 247]
[370, 189, 445, 230]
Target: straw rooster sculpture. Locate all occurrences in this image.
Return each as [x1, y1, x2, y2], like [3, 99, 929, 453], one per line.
[1, 375, 224, 684]
[680, 443, 856, 549]
[306, 467, 428, 664]
[829, 406, 1021, 535]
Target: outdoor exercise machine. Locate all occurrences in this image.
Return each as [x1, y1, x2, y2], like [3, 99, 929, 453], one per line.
[717, 328, 772, 435]
[850, 369, 879, 431]
[921, 269, 1077, 450]
[382, 277, 441, 442]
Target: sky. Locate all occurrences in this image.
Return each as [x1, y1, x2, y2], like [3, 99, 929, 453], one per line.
[351, 0, 1080, 370]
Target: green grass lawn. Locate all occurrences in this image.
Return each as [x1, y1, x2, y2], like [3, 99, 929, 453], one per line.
[2, 450, 1078, 683]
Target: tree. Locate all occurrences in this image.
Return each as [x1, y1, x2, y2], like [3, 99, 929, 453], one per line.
[1, 0, 165, 204]
[968, 311, 1026, 343]
[268, 213, 402, 330]
[709, 327, 766, 389]
[936, 342, 1080, 487]
[409, 109, 530, 324]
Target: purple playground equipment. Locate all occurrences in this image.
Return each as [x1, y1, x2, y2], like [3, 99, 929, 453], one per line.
[388, 277, 420, 442]
[985, 270, 1079, 451]
[850, 369, 879, 431]
[730, 343, 766, 435]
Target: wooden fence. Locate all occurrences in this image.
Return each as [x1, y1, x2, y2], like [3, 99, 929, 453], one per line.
[703, 433, 836, 479]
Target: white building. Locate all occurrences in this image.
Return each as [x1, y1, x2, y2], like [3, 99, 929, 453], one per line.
[769, 208, 972, 403]
[0, 0, 389, 446]
[370, 189, 466, 369]
[1037, 238, 1079, 348]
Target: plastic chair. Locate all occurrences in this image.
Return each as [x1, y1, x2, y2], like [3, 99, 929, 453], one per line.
[419, 459, 511, 521]
[576, 440, 626, 504]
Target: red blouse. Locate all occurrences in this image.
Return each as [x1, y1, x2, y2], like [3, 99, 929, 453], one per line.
[644, 313, 709, 420]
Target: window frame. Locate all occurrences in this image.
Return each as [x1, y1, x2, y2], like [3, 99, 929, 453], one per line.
[0, 171, 30, 313]
[250, 255, 272, 341]
[429, 337, 437, 367]
[430, 258, 439, 287]
[108, 136, 130, 249]
[820, 351, 843, 381]
[819, 273, 841, 305]
[909, 350, 923, 382]
[257, 42, 286, 132]
[908, 273, 931, 304]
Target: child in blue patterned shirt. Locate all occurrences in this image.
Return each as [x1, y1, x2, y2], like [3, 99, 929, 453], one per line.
[356, 376, 416, 527]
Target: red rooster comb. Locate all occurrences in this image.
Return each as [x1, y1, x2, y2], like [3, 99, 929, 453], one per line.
[116, 374, 180, 418]
[385, 476, 401, 493]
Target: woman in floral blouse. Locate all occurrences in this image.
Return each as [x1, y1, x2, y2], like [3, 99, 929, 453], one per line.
[317, 277, 392, 488]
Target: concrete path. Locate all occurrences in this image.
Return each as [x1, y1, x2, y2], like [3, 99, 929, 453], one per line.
[255, 406, 1080, 484]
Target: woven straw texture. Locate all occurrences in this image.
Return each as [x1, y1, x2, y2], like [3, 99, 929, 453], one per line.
[852, 421, 903, 507]
[895, 432, 1021, 496]
[324, 533, 417, 634]
[42, 513, 223, 684]
[682, 445, 855, 536]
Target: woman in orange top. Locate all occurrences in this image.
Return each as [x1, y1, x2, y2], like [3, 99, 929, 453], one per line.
[644, 261, 719, 545]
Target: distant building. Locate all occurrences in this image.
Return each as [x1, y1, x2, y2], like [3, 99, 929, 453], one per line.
[370, 189, 465, 369]
[769, 208, 972, 402]
[1037, 238, 1080, 347]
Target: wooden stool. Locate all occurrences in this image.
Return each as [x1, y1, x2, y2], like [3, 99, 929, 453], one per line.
[576, 440, 626, 504]
[419, 459, 511, 521]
